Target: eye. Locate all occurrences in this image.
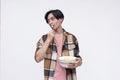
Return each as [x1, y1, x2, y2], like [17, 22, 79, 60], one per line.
[51, 17, 55, 21]
[47, 17, 56, 23]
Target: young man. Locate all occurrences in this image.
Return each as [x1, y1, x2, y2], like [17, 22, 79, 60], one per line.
[34, 9, 82, 80]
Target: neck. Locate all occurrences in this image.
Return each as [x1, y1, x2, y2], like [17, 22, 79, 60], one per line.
[55, 26, 63, 34]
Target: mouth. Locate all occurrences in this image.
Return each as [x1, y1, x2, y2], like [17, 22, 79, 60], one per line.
[51, 26, 54, 28]
[50, 25, 54, 29]
[50, 25, 57, 31]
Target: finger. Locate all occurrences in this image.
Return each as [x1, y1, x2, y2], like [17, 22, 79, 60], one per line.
[69, 63, 76, 67]
[52, 30, 56, 34]
[50, 30, 55, 35]
[75, 58, 80, 62]
[49, 30, 55, 36]
[75, 58, 80, 61]
[68, 63, 73, 67]
[68, 63, 76, 69]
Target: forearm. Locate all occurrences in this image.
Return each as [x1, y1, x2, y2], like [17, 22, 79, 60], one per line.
[35, 30, 55, 62]
[35, 39, 50, 62]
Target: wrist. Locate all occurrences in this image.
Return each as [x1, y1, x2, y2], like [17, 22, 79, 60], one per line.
[45, 39, 51, 44]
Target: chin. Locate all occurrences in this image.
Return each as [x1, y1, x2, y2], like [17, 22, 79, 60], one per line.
[52, 28, 57, 31]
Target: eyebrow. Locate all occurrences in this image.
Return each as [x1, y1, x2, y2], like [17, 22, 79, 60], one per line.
[48, 16, 55, 20]
[47, 16, 56, 22]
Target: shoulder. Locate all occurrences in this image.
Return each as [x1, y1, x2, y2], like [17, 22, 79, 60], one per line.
[37, 34, 48, 42]
[36, 34, 48, 46]
[65, 31, 77, 41]
[41, 34, 48, 41]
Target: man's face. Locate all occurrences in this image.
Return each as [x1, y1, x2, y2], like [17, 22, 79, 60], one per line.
[47, 13, 63, 31]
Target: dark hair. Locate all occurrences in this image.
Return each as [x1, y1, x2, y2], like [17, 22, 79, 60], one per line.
[45, 9, 64, 23]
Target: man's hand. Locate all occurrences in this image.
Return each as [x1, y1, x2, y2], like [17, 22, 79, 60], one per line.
[67, 58, 82, 69]
[46, 30, 55, 43]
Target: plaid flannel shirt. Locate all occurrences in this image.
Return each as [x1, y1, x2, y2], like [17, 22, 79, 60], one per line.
[35, 29, 82, 80]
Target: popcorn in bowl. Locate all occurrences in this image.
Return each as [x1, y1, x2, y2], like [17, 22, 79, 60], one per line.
[58, 56, 76, 68]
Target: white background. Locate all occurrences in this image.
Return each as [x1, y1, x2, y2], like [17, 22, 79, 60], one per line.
[1, 0, 120, 80]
